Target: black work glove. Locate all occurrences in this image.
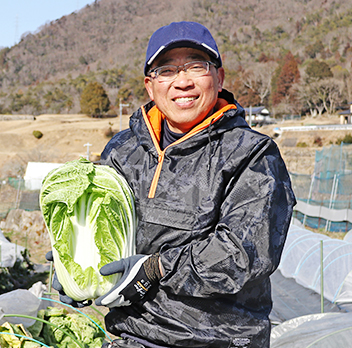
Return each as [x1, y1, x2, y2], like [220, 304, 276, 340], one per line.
[45, 251, 92, 308]
[95, 253, 162, 308]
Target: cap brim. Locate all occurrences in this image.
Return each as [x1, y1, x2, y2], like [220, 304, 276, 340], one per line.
[145, 40, 220, 75]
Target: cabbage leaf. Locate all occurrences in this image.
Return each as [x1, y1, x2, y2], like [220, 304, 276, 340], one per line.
[40, 158, 136, 301]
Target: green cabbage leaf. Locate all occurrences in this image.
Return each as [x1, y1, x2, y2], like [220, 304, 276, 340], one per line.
[40, 158, 136, 301]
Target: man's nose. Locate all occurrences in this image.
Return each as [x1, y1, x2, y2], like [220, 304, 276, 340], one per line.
[173, 70, 194, 87]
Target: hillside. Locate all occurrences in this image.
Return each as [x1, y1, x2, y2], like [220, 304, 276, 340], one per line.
[0, 0, 351, 115]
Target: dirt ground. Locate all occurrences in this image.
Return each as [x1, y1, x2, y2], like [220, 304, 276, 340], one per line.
[0, 113, 130, 178]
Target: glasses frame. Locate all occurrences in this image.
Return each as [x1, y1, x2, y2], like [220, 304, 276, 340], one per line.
[148, 60, 217, 81]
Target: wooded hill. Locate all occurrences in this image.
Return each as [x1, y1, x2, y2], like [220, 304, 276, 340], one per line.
[0, 0, 351, 117]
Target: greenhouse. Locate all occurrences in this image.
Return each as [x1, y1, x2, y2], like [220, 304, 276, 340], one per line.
[278, 223, 352, 305]
[271, 312, 352, 348]
[291, 143, 352, 232]
[270, 222, 352, 347]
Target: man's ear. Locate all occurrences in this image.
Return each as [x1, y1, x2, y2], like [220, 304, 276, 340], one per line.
[217, 67, 225, 92]
[144, 77, 154, 101]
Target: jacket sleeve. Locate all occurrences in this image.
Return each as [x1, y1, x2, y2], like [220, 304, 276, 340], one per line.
[159, 139, 296, 298]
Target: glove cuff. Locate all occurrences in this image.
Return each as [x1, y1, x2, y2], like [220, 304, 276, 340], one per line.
[143, 253, 162, 284]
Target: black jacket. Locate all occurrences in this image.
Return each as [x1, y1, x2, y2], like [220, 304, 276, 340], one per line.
[100, 90, 296, 348]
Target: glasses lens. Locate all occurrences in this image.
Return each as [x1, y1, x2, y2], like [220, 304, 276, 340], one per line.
[157, 66, 178, 80]
[186, 61, 209, 76]
[152, 61, 211, 81]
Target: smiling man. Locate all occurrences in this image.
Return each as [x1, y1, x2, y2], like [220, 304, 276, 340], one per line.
[144, 46, 224, 134]
[51, 21, 296, 348]
[96, 21, 296, 348]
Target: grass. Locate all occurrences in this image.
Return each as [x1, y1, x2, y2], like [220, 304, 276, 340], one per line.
[304, 225, 346, 240]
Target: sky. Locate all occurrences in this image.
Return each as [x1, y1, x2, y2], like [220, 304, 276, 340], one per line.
[0, 0, 94, 48]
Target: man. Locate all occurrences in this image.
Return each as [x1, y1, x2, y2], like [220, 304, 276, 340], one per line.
[53, 21, 296, 347]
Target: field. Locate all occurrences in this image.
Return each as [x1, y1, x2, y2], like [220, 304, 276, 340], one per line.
[259, 116, 352, 174]
[1, 112, 351, 263]
[1, 113, 351, 178]
[0, 113, 130, 178]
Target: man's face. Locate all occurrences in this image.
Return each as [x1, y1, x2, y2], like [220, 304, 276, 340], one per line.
[144, 47, 225, 134]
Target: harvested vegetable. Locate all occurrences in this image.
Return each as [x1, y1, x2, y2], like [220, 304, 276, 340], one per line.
[40, 158, 136, 301]
[0, 321, 44, 348]
[0, 307, 107, 348]
[32, 307, 105, 348]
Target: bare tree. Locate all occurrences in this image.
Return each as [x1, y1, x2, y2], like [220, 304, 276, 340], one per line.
[313, 78, 343, 116]
[296, 77, 344, 117]
[325, 79, 344, 115]
[241, 61, 278, 104]
[295, 83, 316, 117]
[344, 70, 352, 102]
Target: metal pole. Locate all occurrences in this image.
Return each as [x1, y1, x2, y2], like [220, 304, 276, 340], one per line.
[119, 99, 129, 132]
[48, 261, 53, 293]
[325, 174, 337, 232]
[327, 175, 339, 232]
[15, 176, 22, 209]
[347, 198, 351, 233]
[325, 174, 339, 231]
[119, 100, 122, 132]
[303, 175, 315, 227]
[249, 105, 252, 127]
[339, 142, 343, 173]
[320, 240, 324, 313]
[84, 143, 92, 161]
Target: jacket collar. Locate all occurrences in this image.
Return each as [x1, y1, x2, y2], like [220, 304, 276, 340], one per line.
[140, 89, 241, 143]
[129, 89, 247, 152]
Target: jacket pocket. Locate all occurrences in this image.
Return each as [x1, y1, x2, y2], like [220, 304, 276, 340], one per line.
[138, 203, 196, 231]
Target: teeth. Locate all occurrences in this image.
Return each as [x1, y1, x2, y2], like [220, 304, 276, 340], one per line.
[174, 97, 196, 103]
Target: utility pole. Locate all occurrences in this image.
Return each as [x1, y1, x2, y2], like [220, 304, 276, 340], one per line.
[84, 143, 92, 160]
[249, 105, 252, 127]
[119, 99, 129, 132]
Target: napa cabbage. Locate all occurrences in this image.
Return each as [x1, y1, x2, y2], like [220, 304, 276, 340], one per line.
[40, 158, 136, 301]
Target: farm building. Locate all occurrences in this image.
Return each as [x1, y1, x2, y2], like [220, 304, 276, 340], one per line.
[339, 102, 352, 124]
[244, 106, 275, 126]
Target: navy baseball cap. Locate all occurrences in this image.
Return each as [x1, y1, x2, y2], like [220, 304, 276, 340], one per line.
[144, 21, 222, 76]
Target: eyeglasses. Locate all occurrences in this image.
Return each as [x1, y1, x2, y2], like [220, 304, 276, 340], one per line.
[148, 61, 217, 82]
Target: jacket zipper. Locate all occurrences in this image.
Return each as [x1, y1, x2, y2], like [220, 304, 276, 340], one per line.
[141, 105, 233, 198]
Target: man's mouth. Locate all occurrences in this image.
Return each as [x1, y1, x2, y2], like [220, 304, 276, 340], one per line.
[173, 96, 198, 103]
